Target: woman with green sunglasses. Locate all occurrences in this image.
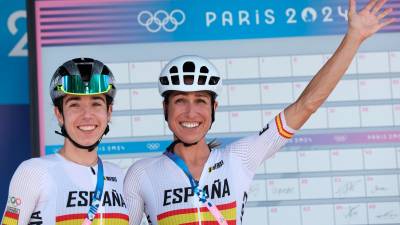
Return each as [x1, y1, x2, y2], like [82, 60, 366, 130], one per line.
[2, 58, 129, 225]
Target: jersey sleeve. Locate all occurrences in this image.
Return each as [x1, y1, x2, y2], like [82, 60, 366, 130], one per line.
[1, 159, 47, 225]
[123, 162, 146, 225]
[229, 111, 297, 173]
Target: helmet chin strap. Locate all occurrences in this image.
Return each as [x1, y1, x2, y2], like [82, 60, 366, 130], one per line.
[167, 139, 197, 153]
[55, 125, 109, 152]
[183, 141, 198, 147]
[167, 138, 198, 152]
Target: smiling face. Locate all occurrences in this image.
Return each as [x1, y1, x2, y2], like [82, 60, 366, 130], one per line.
[54, 94, 112, 147]
[164, 91, 217, 145]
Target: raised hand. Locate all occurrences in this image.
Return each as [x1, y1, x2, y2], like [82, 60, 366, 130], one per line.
[348, 0, 396, 41]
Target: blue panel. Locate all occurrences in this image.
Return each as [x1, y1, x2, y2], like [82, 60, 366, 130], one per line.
[0, 0, 28, 104]
[0, 105, 31, 212]
[0, 0, 30, 212]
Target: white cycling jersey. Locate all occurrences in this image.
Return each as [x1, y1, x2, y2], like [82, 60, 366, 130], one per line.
[124, 112, 296, 225]
[1, 153, 129, 225]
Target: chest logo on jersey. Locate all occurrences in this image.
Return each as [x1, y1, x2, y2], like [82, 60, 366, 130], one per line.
[163, 178, 231, 206]
[208, 160, 224, 173]
[66, 189, 126, 208]
[104, 176, 117, 182]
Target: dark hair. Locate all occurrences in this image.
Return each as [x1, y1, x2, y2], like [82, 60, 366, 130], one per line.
[207, 138, 221, 149]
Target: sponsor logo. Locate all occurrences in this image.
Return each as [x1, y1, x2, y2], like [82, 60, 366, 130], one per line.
[208, 160, 224, 173]
[104, 176, 117, 182]
[137, 9, 185, 33]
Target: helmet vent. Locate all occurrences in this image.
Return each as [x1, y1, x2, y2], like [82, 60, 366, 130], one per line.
[183, 75, 194, 85]
[169, 66, 178, 74]
[183, 61, 195, 72]
[77, 64, 92, 82]
[209, 76, 220, 85]
[157, 55, 222, 97]
[198, 75, 207, 85]
[200, 66, 209, 73]
[58, 66, 69, 76]
[159, 76, 169, 85]
[101, 66, 110, 75]
[171, 75, 180, 85]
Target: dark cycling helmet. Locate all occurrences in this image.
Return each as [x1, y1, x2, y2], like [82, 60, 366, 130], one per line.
[49, 58, 116, 104]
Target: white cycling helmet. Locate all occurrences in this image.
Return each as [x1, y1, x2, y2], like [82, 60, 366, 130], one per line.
[158, 55, 222, 97]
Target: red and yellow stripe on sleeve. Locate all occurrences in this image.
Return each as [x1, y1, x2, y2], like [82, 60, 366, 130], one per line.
[157, 201, 236, 225]
[2, 211, 19, 225]
[56, 213, 128, 225]
[275, 113, 294, 139]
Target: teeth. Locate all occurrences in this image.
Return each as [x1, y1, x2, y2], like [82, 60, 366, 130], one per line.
[181, 122, 199, 128]
[78, 125, 96, 131]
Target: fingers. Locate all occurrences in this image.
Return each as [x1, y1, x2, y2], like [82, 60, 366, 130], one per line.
[378, 17, 397, 29]
[349, 0, 357, 15]
[364, 0, 378, 11]
[377, 7, 394, 20]
[371, 0, 387, 14]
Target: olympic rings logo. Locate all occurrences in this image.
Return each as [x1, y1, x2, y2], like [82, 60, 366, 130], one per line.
[137, 9, 186, 33]
[8, 196, 22, 206]
[146, 143, 160, 150]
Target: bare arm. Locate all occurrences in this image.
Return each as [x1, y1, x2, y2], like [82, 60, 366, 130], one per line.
[284, 0, 396, 129]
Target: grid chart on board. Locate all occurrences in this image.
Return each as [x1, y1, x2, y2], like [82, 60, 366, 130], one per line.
[106, 51, 400, 140]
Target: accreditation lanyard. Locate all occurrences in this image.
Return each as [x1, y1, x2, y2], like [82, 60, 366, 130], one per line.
[82, 158, 104, 225]
[164, 151, 228, 225]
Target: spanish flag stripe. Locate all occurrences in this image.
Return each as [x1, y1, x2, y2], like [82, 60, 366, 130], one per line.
[56, 213, 128, 222]
[181, 220, 237, 225]
[157, 208, 198, 220]
[4, 211, 19, 220]
[199, 201, 236, 212]
[158, 201, 236, 220]
[200, 208, 236, 220]
[56, 218, 128, 225]
[2, 217, 18, 225]
[158, 208, 236, 225]
[158, 202, 236, 225]
[158, 213, 197, 225]
[56, 213, 86, 221]
[275, 114, 293, 138]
